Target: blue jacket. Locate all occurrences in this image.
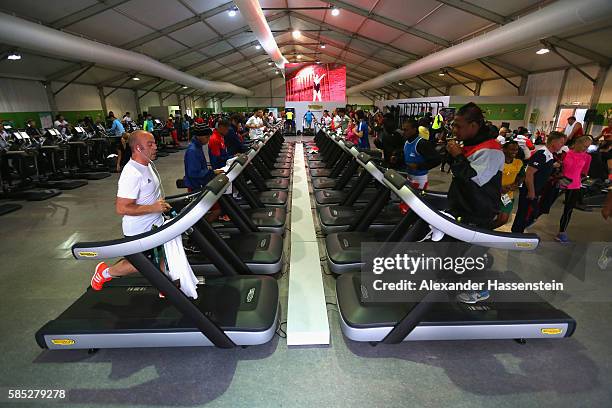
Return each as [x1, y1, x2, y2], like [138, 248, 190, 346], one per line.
[109, 118, 125, 136]
[183, 137, 213, 190]
[225, 125, 247, 156]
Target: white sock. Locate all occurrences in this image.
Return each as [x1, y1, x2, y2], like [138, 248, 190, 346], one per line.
[102, 268, 112, 279]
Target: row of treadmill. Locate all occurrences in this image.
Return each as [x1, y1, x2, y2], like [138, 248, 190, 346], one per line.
[0, 118, 181, 217]
[36, 122, 575, 352]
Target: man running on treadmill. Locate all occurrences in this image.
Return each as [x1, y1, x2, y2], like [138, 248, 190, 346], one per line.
[446, 103, 504, 304]
[90, 130, 171, 290]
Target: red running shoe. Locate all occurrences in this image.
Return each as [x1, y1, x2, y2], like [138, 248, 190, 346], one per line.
[91, 262, 111, 291]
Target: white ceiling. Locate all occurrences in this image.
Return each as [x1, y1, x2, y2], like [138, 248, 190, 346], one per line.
[0, 0, 609, 98]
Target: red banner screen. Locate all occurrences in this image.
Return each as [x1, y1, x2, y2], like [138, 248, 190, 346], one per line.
[285, 63, 346, 102]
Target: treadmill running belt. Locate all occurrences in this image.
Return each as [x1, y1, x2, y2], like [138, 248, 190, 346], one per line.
[36, 276, 279, 348]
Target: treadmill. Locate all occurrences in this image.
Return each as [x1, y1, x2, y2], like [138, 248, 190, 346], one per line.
[336, 169, 576, 343]
[36, 175, 279, 350]
[317, 152, 447, 234]
[0, 127, 62, 201]
[34, 129, 88, 190]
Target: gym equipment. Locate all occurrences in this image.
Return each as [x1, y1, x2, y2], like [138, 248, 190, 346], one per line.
[36, 175, 280, 350]
[335, 169, 575, 343]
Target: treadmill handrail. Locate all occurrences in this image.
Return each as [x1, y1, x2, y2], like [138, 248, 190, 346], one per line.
[71, 175, 231, 260]
[382, 169, 539, 250]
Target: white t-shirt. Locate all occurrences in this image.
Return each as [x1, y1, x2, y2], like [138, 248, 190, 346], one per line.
[117, 159, 164, 236]
[246, 115, 264, 139]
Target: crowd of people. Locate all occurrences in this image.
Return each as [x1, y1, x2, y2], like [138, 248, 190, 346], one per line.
[320, 103, 611, 245]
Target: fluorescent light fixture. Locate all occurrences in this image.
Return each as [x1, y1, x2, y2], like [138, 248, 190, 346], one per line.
[292, 30, 301, 39]
[331, 7, 340, 16]
[268, 61, 273, 65]
[438, 71, 445, 76]
[316, 60, 321, 64]
[255, 45, 261, 50]
[536, 47, 550, 55]
[297, 54, 302, 59]
[182, 86, 188, 89]
[7, 52, 21, 60]
[132, 76, 140, 80]
[571, 101, 581, 105]
[228, 7, 237, 17]
[320, 43, 326, 49]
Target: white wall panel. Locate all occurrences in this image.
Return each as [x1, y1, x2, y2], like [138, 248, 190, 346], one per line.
[53, 83, 101, 111]
[449, 83, 475, 96]
[561, 65, 599, 106]
[0, 78, 50, 112]
[104, 87, 137, 117]
[524, 70, 565, 127]
[596, 66, 612, 102]
[480, 77, 521, 96]
[138, 91, 161, 113]
[347, 95, 372, 105]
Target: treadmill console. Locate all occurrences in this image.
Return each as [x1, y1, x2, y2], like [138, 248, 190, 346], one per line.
[205, 174, 230, 195]
[357, 152, 371, 164]
[384, 169, 408, 190]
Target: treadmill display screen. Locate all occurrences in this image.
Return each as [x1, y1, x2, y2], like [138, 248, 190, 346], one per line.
[75, 127, 84, 132]
[19, 132, 30, 139]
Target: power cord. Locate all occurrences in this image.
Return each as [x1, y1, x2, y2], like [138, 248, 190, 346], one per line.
[276, 321, 287, 338]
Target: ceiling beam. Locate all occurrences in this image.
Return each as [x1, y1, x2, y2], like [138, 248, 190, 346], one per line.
[120, 2, 234, 49]
[478, 59, 520, 88]
[326, 0, 450, 47]
[436, 0, 507, 25]
[544, 37, 611, 65]
[416, 75, 446, 95]
[444, 67, 484, 83]
[480, 57, 529, 76]
[300, 31, 400, 69]
[50, 0, 130, 29]
[290, 12, 419, 60]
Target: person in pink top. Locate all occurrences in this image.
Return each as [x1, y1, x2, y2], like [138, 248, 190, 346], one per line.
[345, 118, 359, 145]
[556, 135, 592, 242]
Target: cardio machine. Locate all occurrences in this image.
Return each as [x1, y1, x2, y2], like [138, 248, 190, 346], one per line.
[334, 169, 576, 343]
[36, 174, 280, 350]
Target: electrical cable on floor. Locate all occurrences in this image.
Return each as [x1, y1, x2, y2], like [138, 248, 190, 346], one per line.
[276, 320, 287, 338]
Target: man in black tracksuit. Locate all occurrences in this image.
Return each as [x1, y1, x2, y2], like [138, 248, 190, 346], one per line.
[446, 103, 505, 304]
[446, 103, 505, 229]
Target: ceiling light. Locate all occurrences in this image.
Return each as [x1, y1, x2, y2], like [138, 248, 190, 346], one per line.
[320, 43, 326, 49]
[398, 81, 403, 85]
[7, 52, 21, 61]
[331, 7, 340, 16]
[255, 44, 261, 50]
[316, 60, 321, 64]
[438, 71, 445, 76]
[297, 54, 302, 59]
[536, 47, 550, 55]
[182, 86, 188, 89]
[268, 61, 273, 65]
[228, 7, 237, 17]
[292, 29, 301, 39]
[275, 70, 280, 74]
[132, 76, 140, 81]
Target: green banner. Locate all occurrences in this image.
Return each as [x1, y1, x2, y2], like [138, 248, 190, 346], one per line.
[594, 103, 612, 125]
[450, 103, 526, 121]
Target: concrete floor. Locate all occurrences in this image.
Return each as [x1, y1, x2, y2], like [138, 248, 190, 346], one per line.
[0, 141, 611, 408]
